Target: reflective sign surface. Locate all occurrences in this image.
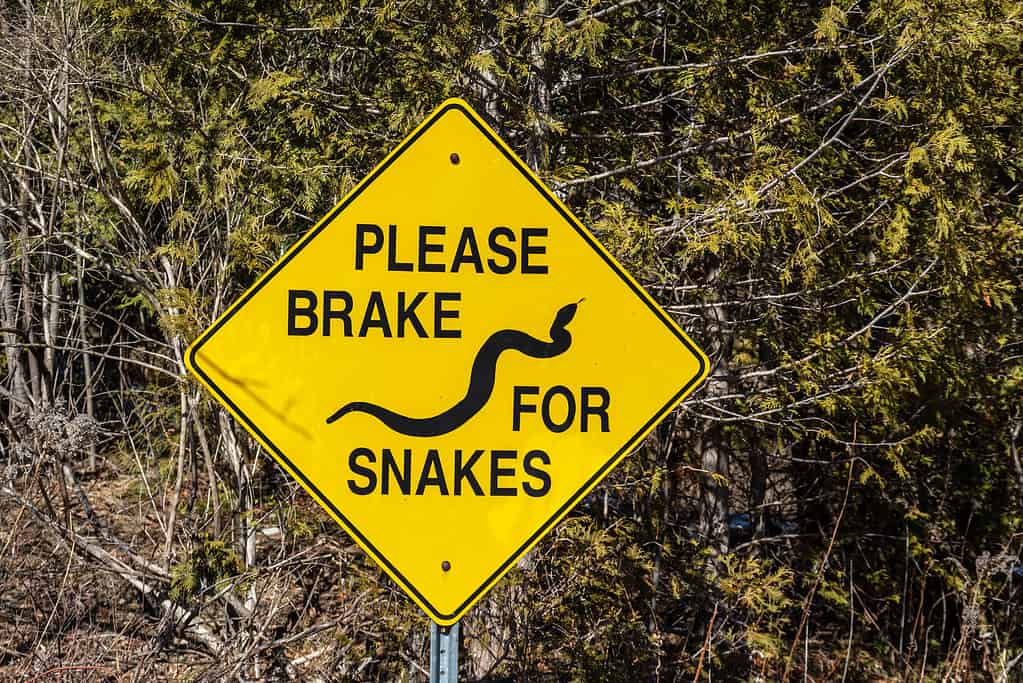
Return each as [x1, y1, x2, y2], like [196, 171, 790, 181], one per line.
[186, 99, 708, 624]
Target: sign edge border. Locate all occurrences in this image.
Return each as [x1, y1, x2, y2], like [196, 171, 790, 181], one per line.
[185, 97, 710, 625]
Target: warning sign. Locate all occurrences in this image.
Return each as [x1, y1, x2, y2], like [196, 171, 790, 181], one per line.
[186, 98, 708, 625]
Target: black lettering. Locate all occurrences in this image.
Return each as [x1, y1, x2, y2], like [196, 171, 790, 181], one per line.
[490, 450, 517, 496]
[322, 290, 353, 336]
[452, 227, 484, 273]
[542, 385, 576, 433]
[434, 292, 461, 338]
[454, 449, 485, 495]
[354, 224, 383, 270]
[347, 448, 376, 494]
[512, 385, 539, 431]
[581, 387, 611, 432]
[397, 291, 429, 338]
[522, 450, 551, 497]
[287, 290, 318, 336]
[387, 224, 413, 272]
[358, 290, 392, 337]
[416, 449, 449, 495]
[521, 227, 549, 274]
[418, 225, 446, 272]
[487, 227, 517, 274]
[381, 448, 412, 495]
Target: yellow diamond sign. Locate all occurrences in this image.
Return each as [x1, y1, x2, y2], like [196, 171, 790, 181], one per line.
[186, 99, 708, 625]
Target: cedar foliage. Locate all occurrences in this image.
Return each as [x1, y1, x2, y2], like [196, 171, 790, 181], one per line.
[0, 0, 1020, 680]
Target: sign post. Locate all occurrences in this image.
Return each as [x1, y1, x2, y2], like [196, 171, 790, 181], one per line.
[429, 620, 460, 682]
[186, 98, 708, 645]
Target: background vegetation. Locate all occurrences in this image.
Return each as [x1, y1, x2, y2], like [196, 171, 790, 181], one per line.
[1, 0, 1020, 680]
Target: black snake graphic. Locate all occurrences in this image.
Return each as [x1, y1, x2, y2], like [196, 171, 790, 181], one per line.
[324, 301, 580, 436]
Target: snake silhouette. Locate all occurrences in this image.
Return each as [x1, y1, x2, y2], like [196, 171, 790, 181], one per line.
[324, 301, 580, 436]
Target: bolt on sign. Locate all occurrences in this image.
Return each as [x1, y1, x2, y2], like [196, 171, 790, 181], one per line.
[186, 98, 708, 625]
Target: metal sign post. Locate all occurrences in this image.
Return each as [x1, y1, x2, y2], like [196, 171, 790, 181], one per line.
[429, 620, 460, 682]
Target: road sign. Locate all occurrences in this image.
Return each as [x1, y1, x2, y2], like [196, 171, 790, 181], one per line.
[186, 98, 708, 625]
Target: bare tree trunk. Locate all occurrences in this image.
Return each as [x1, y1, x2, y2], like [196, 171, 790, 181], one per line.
[750, 445, 768, 537]
[220, 412, 257, 577]
[471, 23, 501, 128]
[525, 6, 549, 172]
[698, 293, 732, 559]
[0, 227, 29, 413]
[77, 251, 97, 470]
[193, 397, 222, 535]
[164, 388, 190, 566]
[1010, 416, 1022, 509]
[699, 421, 730, 557]
[17, 3, 42, 407]
[646, 420, 677, 635]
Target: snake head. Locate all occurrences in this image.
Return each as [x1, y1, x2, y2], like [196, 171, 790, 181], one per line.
[553, 301, 580, 331]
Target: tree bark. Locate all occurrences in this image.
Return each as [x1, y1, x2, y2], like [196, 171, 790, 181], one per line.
[698, 286, 732, 558]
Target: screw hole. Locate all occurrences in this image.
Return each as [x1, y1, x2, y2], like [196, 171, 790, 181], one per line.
[441, 560, 451, 572]
[449, 153, 460, 165]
